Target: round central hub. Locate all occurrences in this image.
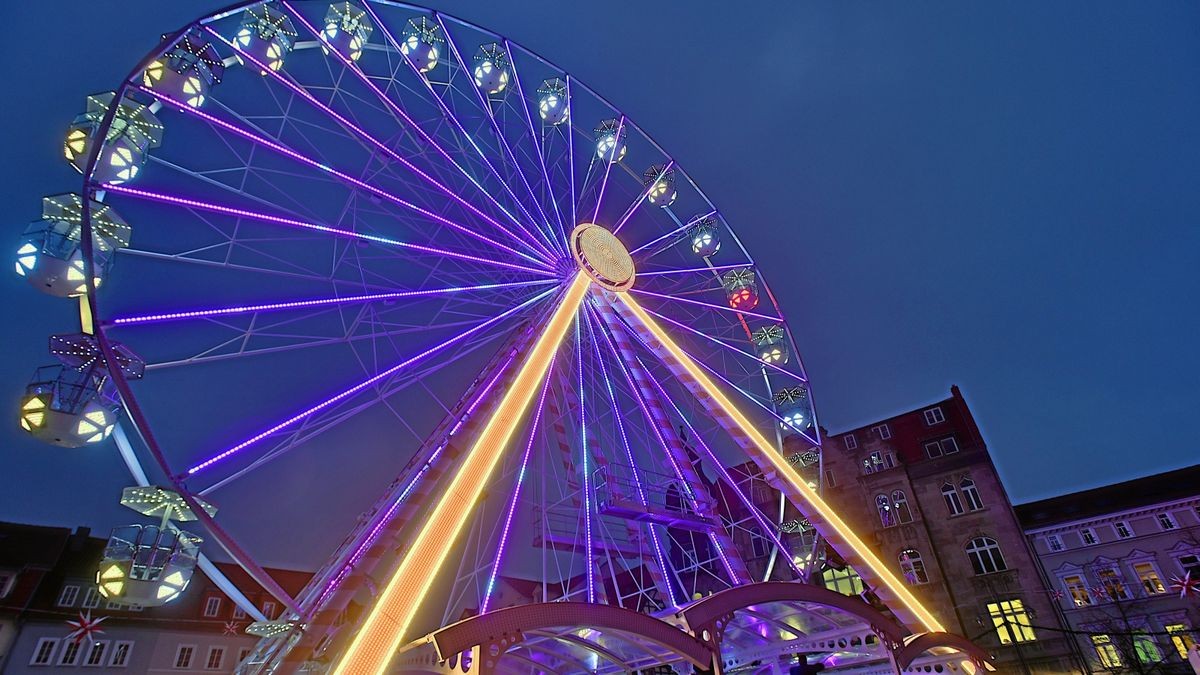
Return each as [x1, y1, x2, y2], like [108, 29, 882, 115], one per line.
[571, 223, 635, 291]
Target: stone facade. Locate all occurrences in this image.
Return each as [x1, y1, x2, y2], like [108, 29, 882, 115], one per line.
[1016, 466, 1200, 673]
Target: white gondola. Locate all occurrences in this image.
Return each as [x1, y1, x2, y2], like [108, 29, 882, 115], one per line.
[64, 93, 162, 185]
[321, 2, 373, 62]
[232, 4, 297, 73]
[595, 119, 626, 163]
[15, 194, 130, 297]
[688, 216, 721, 257]
[537, 78, 569, 126]
[644, 165, 677, 207]
[399, 17, 441, 73]
[142, 29, 224, 108]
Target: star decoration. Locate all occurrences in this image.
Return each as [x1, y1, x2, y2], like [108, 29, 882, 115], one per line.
[223, 621, 242, 636]
[65, 610, 108, 645]
[1170, 572, 1198, 599]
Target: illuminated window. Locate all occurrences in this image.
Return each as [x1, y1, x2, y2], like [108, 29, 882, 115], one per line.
[1063, 574, 1091, 606]
[1080, 528, 1098, 546]
[1132, 562, 1165, 594]
[877, 495, 894, 528]
[1166, 624, 1196, 660]
[960, 478, 984, 511]
[1114, 521, 1133, 539]
[942, 483, 965, 516]
[965, 537, 1006, 575]
[899, 549, 928, 584]
[924, 407, 945, 424]
[822, 566, 864, 596]
[1045, 534, 1064, 552]
[1092, 635, 1121, 668]
[1096, 567, 1130, 601]
[1132, 631, 1161, 663]
[987, 598, 1035, 644]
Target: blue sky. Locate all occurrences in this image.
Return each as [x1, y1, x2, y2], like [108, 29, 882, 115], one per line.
[1, 1, 1197, 550]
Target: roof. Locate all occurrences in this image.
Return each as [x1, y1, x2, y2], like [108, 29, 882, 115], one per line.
[1014, 464, 1200, 529]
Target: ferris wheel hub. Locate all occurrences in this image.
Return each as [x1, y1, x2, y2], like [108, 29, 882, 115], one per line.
[570, 223, 635, 292]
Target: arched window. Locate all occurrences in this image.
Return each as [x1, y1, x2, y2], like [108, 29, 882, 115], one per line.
[892, 490, 913, 523]
[960, 478, 984, 511]
[898, 549, 928, 584]
[748, 526, 768, 558]
[942, 483, 964, 516]
[966, 536, 1007, 575]
[876, 494, 894, 528]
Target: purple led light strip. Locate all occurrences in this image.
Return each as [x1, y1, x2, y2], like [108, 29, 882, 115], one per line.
[584, 307, 679, 608]
[431, 15, 562, 260]
[205, 23, 558, 265]
[313, 348, 519, 613]
[108, 279, 554, 326]
[611, 160, 674, 236]
[102, 184, 554, 277]
[479, 356, 554, 613]
[576, 317, 596, 603]
[135, 84, 548, 268]
[628, 287, 785, 323]
[184, 287, 555, 476]
[627, 209, 718, 257]
[590, 115, 626, 225]
[358, 2, 565, 259]
[590, 303, 740, 585]
[637, 304, 807, 385]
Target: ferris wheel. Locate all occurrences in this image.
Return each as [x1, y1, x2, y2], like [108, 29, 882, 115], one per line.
[14, 2, 965, 673]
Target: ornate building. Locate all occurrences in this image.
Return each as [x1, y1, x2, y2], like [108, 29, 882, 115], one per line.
[723, 386, 1081, 673]
[1016, 465, 1200, 673]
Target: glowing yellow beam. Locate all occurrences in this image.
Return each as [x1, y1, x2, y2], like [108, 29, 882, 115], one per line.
[334, 273, 592, 674]
[615, 292, 945, 634]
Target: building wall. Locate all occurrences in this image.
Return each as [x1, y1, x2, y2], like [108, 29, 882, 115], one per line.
[1019, 482, 1200, 674]
[816, 387, 1080, 673]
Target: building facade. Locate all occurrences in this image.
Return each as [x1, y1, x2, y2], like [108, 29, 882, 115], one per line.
[0, 521, 309, 674]
[1016, 466, 1200, 674]
[723, 386, 1081, 673]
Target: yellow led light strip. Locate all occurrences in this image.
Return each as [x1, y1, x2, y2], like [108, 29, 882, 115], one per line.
[615, 292, 945, 634]
[333, 273, 592, 674]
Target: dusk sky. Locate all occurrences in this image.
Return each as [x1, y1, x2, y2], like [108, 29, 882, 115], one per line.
[2, 0, 1197, 547]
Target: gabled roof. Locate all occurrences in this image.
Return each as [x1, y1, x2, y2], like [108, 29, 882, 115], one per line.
[1014, 464, 1200, 529]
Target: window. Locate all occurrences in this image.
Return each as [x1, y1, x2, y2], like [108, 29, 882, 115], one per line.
[892, 490, 913, 524]
[1158, 512, 1178, 530]
[843, 434, 857, 450]
[924, 407, 945, 425]
[203, 596, 222, 617]
[233, 605, 247, 620]
[57, 584, 80, 607]
[58, 640, 83, 666]
[1079, 528, 1098, 546]
[822, 566, 864, 596]
[1132, 631, 1161, 664]
[942, 483, 965, 516]
[960, 478, 984, 511]
[899, 549, 928, 584]
[1096, 567, 1130, 600]
[1063, 574, 1092, 606]
[237, 647, 252, 664]
[1114, 521, 1133, 539]
[85, 641, 109, 667]
[1133, 562, 1165, 594]
[205, 646, 225, 670]
[262, 601, 277, 619]
[174, 644, 196, 669]
[1179, 554, 1200, 579]
[1092, 635, 1122, 668]
[106, 599, 123, 610]
[81, 587, 100, 609]
[1045, 534, 1064, 552]
[864, 452, 886, 474]
[877, 494, 894, 528]
[871, 424, 891, 440]
[965, 536, 1007, 575]
[748, 526, 769, 558]
[924, 436, 960, 458]
[1167, 624, 1196, 660]
[823, 470, 836, 488]
[987, 599, 1036, 644]
[30, 638, 58, 666]
[109, 641, 133, 667]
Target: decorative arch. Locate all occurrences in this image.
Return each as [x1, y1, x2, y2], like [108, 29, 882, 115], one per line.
[895, 631, 994, 669]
